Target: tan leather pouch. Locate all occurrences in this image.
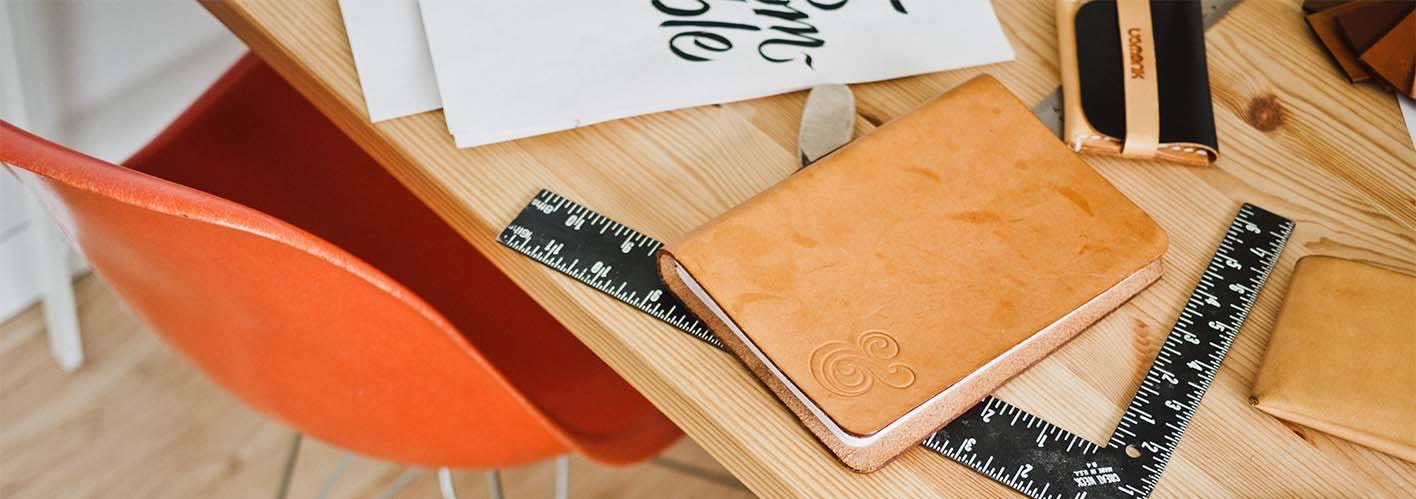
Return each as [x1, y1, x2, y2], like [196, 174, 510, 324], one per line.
[658, 75, 1168, 472]
[1251, 256, 1416, 463]
[1058, 0, 1219, 166]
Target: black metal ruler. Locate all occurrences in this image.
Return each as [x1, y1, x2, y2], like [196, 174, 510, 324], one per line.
[497, 190, 722, 349]
[499, 191, 1294, 498]
[924, 204, 1293, 498]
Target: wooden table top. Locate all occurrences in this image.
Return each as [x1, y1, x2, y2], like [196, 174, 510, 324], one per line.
[202, 0, 1415, 496]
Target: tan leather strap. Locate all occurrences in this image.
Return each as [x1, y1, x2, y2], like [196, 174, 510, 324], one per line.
[1117, 0, 1160, 158]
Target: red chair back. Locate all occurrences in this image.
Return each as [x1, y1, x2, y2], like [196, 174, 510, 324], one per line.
[4, 116, 638, 467]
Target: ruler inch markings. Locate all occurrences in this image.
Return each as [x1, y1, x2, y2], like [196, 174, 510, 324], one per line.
[499, 191, 1291, 499]
[498, 190, 725, 350]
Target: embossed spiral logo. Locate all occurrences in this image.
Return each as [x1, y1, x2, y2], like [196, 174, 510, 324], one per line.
[809, 330, 916, 397]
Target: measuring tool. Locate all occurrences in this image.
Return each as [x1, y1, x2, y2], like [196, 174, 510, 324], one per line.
[498, 190, 722, 349]
[499, 192, 1293, 498]
[924, 203, 1293, 497]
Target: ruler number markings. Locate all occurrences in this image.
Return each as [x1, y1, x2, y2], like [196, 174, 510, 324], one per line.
[499, 192, 1292, 499]
[499, 190, 723, 349]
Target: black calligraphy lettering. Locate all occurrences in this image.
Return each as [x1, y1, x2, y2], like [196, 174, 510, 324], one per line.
[651, 0, 712, 16]
[753, 1, 825, 67]
[807, 0, 847, 9]
[667, 31, 735, 61]
[659, 19, 760, 31]
[654, 0, 910, 66]
[661, 20, 759, 62]
[808, 0, 907, 13]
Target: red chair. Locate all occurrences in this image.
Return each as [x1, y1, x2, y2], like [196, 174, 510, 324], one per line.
[0, 53, 680, 495]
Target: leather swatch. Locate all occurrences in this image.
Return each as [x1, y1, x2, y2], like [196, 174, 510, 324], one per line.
[1304, 0, 1351, 14]
[1251, 256, 1416, 464]
[659, 75, 1168, 472]
[1359, 10, 1416, 97]
[1308, 2, 1376, 82]
[1059, 0, 1219, 167]
[1335, 1, 1415, 53]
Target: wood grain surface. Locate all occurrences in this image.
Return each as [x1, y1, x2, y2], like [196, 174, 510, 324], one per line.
[199, 0, 1416, 496]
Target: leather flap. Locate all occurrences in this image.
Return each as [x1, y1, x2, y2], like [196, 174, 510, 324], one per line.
[1251, 256, 1416, 464]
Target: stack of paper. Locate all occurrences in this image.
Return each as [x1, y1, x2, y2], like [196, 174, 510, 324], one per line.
[337, 0, 441, 122]
[338, 0, 1015, 149]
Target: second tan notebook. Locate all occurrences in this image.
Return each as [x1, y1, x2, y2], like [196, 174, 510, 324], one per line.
[658, 75, 1168, 472]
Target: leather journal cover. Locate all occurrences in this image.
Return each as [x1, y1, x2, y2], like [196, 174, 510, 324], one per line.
[1058, 0, 1219, 167]
[1251, 256, 1416, 464]
[658, 75, 1169, 472]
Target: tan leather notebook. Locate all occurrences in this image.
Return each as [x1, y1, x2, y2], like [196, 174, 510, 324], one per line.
[658, 75, 1168, 472]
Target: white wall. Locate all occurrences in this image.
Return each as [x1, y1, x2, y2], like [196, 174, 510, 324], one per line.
[0, 0, 246, 321]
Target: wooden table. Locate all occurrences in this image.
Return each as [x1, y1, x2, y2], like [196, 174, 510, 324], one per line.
[202, 1, 1415, 496]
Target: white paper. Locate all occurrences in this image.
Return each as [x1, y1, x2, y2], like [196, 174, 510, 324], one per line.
[419, 0, 1014, 148]
[1400, 95, 1416, 153]
[338, 0, 442, 122]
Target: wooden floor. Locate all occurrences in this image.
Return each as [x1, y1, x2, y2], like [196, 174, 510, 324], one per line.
[0, 275, 754, 498]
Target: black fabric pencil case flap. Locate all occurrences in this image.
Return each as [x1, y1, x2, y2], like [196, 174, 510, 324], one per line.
[1058, 0, 1219, 167]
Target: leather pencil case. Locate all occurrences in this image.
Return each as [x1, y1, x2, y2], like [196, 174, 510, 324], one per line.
[657, 75, 1169, 472]
[1058, 0, 1219, 166]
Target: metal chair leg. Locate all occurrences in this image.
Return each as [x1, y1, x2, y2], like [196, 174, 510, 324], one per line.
[485, 469, 503, 499]
[375, 467, 423, 499]
[438, 467, 460, 499]
[274, 433, 302, 499]
[316, 453, 353, 499]
[650, 456, 748, 490]
[554, 456, 569, 499]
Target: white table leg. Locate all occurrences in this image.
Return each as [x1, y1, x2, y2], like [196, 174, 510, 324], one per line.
[21, 190, 83, 371]
[3, 0, 84, 371]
